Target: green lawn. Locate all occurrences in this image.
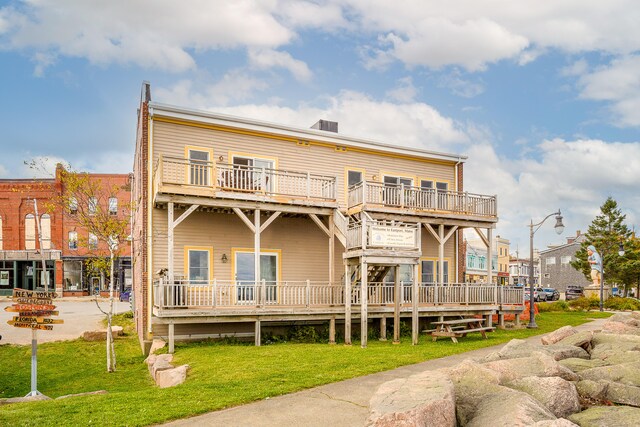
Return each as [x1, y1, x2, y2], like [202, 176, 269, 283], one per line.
[0, 311, 611, 426]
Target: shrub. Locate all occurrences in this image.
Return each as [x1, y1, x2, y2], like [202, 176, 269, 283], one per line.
[538, 300, 569, 312]
[604, 297, 640, 311]
[568, 295, 600, 311]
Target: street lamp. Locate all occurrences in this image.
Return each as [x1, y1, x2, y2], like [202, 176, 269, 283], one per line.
[600, 241, 625, 311]
[528, 210, 564, 328]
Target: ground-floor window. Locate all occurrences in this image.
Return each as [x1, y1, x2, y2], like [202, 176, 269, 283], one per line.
[63, 260, 83, 291]
[421, 259, 450, 284]
[233, 249, 279, 302]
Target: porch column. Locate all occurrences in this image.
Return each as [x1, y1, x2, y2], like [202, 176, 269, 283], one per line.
[255, 319, 261, 346]
[254, 209, 261, 298]
[438, 225, 445, 285]
[329, 316, 336, 344]
[379, 315, 387, 341]
[168, 322, 175, 354]
[393, 265, 400, 344]
[412, 262, 419, 345]
[344, 263, 352, 345]
[167, 202, 174, 282]
[487, 228, 493, 285]
[361, 260, 368, 348]
[329, 214, 335, 283]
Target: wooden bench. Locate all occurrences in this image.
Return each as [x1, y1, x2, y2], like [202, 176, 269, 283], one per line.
[431, 318, 495, 343]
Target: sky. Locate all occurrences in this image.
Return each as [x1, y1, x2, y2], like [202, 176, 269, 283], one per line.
[1, 0, 639, 253]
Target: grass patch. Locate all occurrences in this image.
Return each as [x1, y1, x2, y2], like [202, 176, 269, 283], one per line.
[0, 311, 611, 426]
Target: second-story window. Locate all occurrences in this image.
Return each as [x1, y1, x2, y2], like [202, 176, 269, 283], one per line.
[347, 170, 363, 187]
[69, 231, 78, 250]
[88, 233, 98, 250]
[69, 197, 78, 214]
[0, 216, 3, 250]
[546, 257, 556, 266]
[561, 255, 571, 265]
[41, 214, 51, 250]
[25, 214, 36, 250]
[108, 197, 118, 215]
[88, 197, 97, 216]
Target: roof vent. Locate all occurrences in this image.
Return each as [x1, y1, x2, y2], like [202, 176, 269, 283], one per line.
[311, 120, 338, 133]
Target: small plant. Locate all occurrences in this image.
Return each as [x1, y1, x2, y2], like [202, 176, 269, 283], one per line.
[568, 295, 601, 311]
[538, 300, 569, 312]
[604, 297, 640, 311]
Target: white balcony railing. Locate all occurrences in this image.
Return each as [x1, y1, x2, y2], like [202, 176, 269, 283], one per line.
[348, 181, 497, 217]
[156, 155, 337, 201]
[153, 280, 524, 310]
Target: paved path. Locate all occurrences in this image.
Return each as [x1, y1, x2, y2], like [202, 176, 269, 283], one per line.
[0, 298, 131, 345]
[163, 318, 609, 427]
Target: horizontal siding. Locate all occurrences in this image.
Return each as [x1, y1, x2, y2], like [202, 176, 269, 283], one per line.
[152, 209, 456, 282]
[151, 120, 458, 207]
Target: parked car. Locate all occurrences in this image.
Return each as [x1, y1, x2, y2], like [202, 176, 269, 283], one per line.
[542, 288, 560, 301]
[119, 288, 132, 302]
[524, 287, 547, 302]
[565, 286, 585, 300]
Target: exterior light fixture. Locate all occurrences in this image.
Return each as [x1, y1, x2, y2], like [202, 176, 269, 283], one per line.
[221, 254, 228, 263]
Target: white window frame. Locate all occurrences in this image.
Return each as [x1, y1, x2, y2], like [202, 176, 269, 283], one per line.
[185, 247, 212, 284]
[233, 249, 280, 303]
[546, 257, 556, 265]
[25, 214, 36, 250]
[108, 197, 118, 215]
[88, 233, 98, 250]
[68, 231, 78, 250]
[561, 255, 571, 265]
[41, 214, 51, 250]
[231, 155, 276, 193]
[187, 148, 212, 186]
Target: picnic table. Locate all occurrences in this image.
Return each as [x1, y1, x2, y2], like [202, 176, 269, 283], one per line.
[431, 318, 495, 343]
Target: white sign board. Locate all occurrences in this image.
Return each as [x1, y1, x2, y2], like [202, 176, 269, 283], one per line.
[369, 226, 416, 248]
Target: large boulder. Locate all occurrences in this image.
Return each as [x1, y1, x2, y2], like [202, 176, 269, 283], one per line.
[466, 389, 556, 427]
[579, 361, 640, 387]
[149, 338, 166, 354]
[366, 370, 456, 427]
[575, 380, 608, 402]
[605, 381, 640, 407]
[591, 332, 640, 346]
[608, 313, 640, 327]
[556, 331, 594, 352]
[156, 364, 189, 389]
[482, 353, 579, 384]
[541, 326, 578, 345]
[0, 394, 51, 405]
[568, 406, 640, 427]
[589, 342, 640, 361]
[82, 325, 124, 341]
[151, 353, 174, 379]
[481, 340, 587, 363]
[559, 358, 608, 373]
[508, 376, 581, 418]
[601, 320, 640, 335]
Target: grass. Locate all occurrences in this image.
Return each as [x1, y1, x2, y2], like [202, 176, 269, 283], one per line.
[0, 311, 611, 426]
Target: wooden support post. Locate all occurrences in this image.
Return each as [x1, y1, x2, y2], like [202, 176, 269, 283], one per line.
[438, 225, 445, 286]
[168, 322, 175, 354]
[255, 319, 261, 346]
[485, 314, 493, 328]
[515, 313, 521, 327]
[498, 313, 505, 330]
[329, 214, 335, 284]
[487, 228, 493, 286]
[329, 316, 336, 344]
[393, 265, 400, 344]
[167, 202, 174, 281]
[412, 263, 419, 345]
[379, 315, 387, 341]
[344, 263, 352, 345]
[254, 210, 261, 294]
[361, 260, 368, 348]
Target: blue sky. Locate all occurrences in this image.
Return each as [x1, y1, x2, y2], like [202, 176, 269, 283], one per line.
[1, 0, 639, 251]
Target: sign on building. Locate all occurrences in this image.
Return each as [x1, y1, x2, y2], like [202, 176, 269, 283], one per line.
[369, 226, 416, 248]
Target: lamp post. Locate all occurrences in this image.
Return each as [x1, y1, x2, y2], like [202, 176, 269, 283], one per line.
[528, 210, 564, 328]
[599, 241, 625, 311]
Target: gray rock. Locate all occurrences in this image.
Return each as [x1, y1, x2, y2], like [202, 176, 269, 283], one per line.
[508, 376, 581, 418]
[366, 370, 456, 427]
[541, 326, 578, 345]
[590, 341, 640, 360]
[546, 344, 590, 361]
[151, 353, 174, 379]
[604, 350, 640, 365]
[556, 331, 594, 352]
[601, 320, 640, 335]
[149, 338, 167, 355]
[0, 394, 51, 405]
[608, 313, 640, 327]
[591, 331, 640, 346]
[559, 358, 609, 373]
[466, 389, 556, 427]
[156, 364, 189, 389]
[532, 420, 579, 427]
[483, 353, 579, 384]
[568, 405, 640, 427]
[82, 325, 124, 341]
[579, 361, 640, 387]
[576, 380, 608, 401]
[605, 381, 640, 407]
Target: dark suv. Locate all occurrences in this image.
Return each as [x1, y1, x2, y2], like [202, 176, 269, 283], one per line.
[565, 286, 585, 300]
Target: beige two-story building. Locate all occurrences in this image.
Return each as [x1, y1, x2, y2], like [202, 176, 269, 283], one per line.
[132, 82, 523, 353]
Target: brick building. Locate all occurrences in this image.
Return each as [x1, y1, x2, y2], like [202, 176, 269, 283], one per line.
[0, 165, 132, 296]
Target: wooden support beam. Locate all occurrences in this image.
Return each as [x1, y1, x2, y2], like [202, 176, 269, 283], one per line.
[498, 313, 505, 330]
[255, 319, 261, 346]
[412, 263, 419, 345]
[329, 316, 336, 344]
[379, 315, 387, 341]
[344, 263, 352, 345]
[309, 213, 331, 237]
[487, 228, 493, 286]
[329, 215, 335, 284]
[260, 211, 281, 233]
[233, 207, 256, 233]
[439, 225, 445, 285]
[361, 260, 368, 348]
[423, 223, 440, 243]
[393, 265, 400, 344]
[168, 322, 175, 354]
[443, 225, 459, 244]
[168, 202, 174, 281]
[173, 204, 199, 228]
[473, 227, 490, 248]
[254, 210, 261, 295]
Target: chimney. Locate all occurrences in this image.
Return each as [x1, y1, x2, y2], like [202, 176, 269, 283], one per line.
[311, 120, 338, 133]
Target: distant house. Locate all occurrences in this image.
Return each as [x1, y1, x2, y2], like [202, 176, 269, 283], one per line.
[538, 231, 590, 292]
[131, 82, 524, 353]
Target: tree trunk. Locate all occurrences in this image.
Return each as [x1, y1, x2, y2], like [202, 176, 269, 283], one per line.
[106, 249, 116, 372]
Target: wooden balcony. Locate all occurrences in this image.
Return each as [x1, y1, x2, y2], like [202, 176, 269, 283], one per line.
[152, 279, 524, 316]
[347, 181, 497, 220]
[153, 155, 338, 208]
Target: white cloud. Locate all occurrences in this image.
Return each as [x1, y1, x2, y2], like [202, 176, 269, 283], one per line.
[438, 70, 484, 98]
[385, 76, 418, 103]
[577, 55, 640, 127]
[248, 49, 313, 82]
[276, 0, 349, 30]
[0, 163, 8, 178]
[561, 59, 589, 77]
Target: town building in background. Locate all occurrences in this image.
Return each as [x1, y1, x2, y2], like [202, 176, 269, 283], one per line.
[538, 230, 590, 292]
[496, 236, 510, 285]
[464, 235, 510, 284]
[509, 250, 540, 285]
[0, 165, 131, 296]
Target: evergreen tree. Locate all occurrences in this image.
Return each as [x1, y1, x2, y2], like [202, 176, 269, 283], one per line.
[571, 197, 640, 294]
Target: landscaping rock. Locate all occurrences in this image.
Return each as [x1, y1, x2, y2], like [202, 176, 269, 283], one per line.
[151, 353, 174, 379]
[575, 380, 608, 401]
[0, 394, 51, 405]
[604, 350, 640, 365]
[483, 353, 579, 384]
[601, 320, 640, 335]
[532, 419, 579, 427]
[568, 405, 640, 427]
[366, 370, 456, 427]
[541, 325, 577, 345]
[591, 331, 640, 346]
[156, 364, 190, 389]
[149, 338, 166, 355]
[546, 344, 590, 361]
[556, 331, 594, 352]
[508, 376, 581, 418]
[579, 361, 640, 387]
[559, 358, 608, 373]
[56, 390, 108, 399]
[482, 340, 588, 363]
[589, 341, 640, 361]
[466, 389, 556, 427]
[609, 313, 640, 327]
[605, 381, 640, 407]
[82, 325, 124, 341]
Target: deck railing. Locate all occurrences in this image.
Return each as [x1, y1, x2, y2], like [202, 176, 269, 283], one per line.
[153, 280, 523, 310]
[155, 155, 337, 201]
[347, 181, 497, 217]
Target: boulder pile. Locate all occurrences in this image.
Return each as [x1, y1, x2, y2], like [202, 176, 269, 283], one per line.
[366, 312, 640, 427]
[144, 339, 190, 388]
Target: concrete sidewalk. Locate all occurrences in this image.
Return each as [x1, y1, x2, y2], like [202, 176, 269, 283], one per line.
[162, 318, 609, 427]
